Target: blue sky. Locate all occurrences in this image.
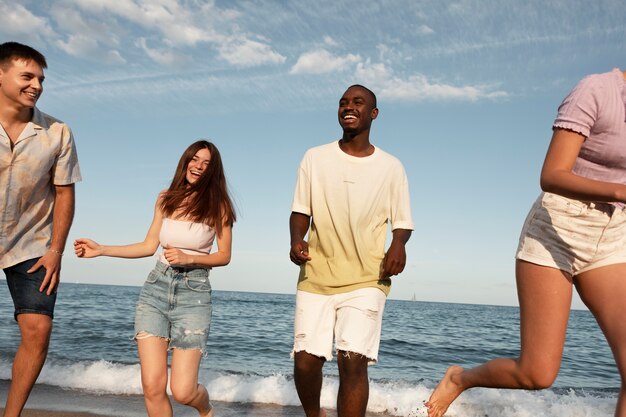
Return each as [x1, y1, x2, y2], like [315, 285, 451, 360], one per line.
[2, 0, 624, 308]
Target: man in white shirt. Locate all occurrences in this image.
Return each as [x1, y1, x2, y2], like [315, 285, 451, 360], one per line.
[289, 85, 414, 417]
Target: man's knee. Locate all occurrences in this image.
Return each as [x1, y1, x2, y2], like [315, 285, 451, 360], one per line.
[337, 350, 368, 378]
[295, 351, 325, 367]
[17, 314, 52, 346]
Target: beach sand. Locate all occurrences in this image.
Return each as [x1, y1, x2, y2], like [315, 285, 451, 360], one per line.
[0, 380, 389, 417]
[0, 411, 111, 417]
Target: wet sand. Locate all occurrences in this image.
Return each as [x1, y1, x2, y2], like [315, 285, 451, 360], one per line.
[0, 380, 388, 416]
[0, 380, 302, 417]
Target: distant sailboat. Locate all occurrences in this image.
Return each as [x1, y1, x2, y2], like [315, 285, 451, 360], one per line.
[411, 293, 417, 302]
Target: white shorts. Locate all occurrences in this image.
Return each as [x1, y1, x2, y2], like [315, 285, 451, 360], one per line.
[292, 287, 386, 363]
[516, 192, 626, 276]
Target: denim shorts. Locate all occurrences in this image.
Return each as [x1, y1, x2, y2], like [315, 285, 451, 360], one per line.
[134, 261, 212, 352]
[517, 192, 626, 276]
[292, 287, 387, 363]
[3, 257, 56, 321]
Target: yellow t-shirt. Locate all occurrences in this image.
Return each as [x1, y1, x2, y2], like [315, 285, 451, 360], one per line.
[291, 141, 414, 296]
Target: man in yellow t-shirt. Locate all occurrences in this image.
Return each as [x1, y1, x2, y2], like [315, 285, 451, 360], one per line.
[289, 84, 414, 417]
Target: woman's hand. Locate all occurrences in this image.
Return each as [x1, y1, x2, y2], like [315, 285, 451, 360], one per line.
[74, 238, 104, 258]
[163, 245, 192, 266]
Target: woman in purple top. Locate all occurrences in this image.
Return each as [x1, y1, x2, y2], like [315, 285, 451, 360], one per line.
[427, 68, 626, 417]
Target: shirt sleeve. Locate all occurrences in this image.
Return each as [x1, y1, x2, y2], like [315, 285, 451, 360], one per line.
[291, 152, 312, 216]
[390, 164, 414, 231]
[553, 74, 600, 138]
[52, 124, 82, 186]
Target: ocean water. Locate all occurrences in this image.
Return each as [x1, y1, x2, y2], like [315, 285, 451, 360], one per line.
[0, 281, 619, 416]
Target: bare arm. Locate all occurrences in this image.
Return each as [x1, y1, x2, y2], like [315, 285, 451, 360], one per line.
[74, 198, 163, 259]
[381, 228, 412, 279]
[540, 128, 626, 203]
[289, 212, 311, 265]
[28, 184, 75, 295]
[162, 223, 233, 267]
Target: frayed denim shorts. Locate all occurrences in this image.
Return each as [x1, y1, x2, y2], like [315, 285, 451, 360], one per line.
[134, 261, 212, 352]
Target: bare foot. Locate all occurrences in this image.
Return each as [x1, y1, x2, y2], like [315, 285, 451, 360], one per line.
[319, 409, 327, 417]
[425, 365, 464, 417]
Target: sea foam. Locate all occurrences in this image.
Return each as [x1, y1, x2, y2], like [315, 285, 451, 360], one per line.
[0, 357, 616, 416]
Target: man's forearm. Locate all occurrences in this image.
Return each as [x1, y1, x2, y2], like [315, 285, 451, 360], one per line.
[50, 184, 75, 254]
[290, 212, 311, 244]
[391, 228, 412, 246]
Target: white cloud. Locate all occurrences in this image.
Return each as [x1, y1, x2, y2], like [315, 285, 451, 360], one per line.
[417, 24, 435, 35]
[354, 61, 392, 82]
[56, 34, 99, 56]
[218, 38, 286, 67]
[104, 50, 126, 64]
[54, 0, 285, 68]
[323, 36, 338, 47]
[136, 38, 190, 66]
[290, 49, 361, 75]
[354, 62, 508, 102]
[48, 6, 127, 64]
[0, 3, 55, 40]
[54, 34, 127, 65]
[66, 0, 223, 46]
[381, 75, 508, 101]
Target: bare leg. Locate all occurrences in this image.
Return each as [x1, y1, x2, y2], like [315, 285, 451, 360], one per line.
[137, 336, 173, 417]
[337, 350, 369, 417]
[426, 261, 573, 417]
[575, 264, 626, 417]
[294, 351, 327, 417]
[3, 314, 52, 417]
[170, 348, 213, 417]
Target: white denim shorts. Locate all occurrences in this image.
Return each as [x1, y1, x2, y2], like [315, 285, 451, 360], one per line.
[516, 192, 626, 276]
[292, 287, 386, 363]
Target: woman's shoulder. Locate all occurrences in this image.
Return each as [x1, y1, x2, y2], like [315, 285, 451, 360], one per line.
[574, 69, 621, 94]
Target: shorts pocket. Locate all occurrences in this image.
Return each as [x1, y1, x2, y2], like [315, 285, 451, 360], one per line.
[185, 275, 211, 292]
[541, 193, 587, 217]
[145, 270, 160, 284]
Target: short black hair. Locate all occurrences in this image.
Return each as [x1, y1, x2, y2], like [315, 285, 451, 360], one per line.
[0, 42, 47, 69]
[347, 84, 377, 108]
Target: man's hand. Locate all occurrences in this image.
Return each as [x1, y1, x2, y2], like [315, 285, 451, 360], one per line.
[380, 229, 412, 279]
[289, 212, 312, 266]
[290, 240, 311, 265]
[28, 250, 62, 295]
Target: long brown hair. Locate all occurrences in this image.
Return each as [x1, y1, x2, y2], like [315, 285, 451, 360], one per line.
[160, 140, 236, 236]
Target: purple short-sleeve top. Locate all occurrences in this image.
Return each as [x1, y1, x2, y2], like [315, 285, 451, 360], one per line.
[553, 68, 626, 184]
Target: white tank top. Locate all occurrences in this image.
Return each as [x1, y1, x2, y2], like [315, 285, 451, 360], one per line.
[158, 218, 216, 265]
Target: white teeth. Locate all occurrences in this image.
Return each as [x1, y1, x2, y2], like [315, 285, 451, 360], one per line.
[343, 114, 357, 120]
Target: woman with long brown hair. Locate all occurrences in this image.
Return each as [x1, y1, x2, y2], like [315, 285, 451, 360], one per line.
[75, 140, 236, 417]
